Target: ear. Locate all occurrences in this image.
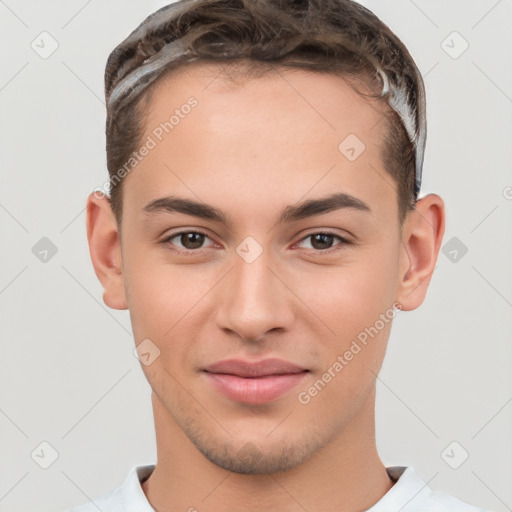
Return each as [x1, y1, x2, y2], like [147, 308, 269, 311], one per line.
[86, 191, 128, 310]
[395, 193, 445, 311]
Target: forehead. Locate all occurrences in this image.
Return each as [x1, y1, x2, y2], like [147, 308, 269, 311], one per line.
[147, 60, 386, 131]
[122, 60, 396, 226]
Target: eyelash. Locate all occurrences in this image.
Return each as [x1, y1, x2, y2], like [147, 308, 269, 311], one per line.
[161, 230, 351, 256]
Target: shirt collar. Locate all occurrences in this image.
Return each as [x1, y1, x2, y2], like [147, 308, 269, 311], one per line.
[122, 464, 156, 512]
[122, 464, 430, 511]
[366, 466, 434, 511]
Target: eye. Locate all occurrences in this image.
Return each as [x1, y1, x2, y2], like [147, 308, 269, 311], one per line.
[296, 231, 350, 253]
[161, 230, 351, 256]
[162, 230, 216, 254]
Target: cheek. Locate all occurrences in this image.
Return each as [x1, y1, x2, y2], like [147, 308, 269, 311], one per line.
[123, 231, 400, 351]
[123, 248, 216, 364]
[294, 244, 399, 341]
[296, 270, 397, 421]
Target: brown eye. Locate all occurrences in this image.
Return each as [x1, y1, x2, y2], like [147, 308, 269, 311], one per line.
[310, 233, 336, 250]
[178, 232, 205, 250]
[163, 230, 215, 254]
[297, 232, 350, 253]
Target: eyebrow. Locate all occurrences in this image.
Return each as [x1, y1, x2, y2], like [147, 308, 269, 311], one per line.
[142, 192, 371, 226]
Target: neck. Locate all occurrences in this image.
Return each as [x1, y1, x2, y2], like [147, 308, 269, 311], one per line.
[142, 386, 394, 512]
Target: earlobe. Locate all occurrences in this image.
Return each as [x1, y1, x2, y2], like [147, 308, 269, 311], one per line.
[396, 193, 445, 311]
[86, 191, 128, 310]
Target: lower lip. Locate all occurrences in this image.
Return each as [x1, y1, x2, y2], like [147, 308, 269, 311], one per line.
[203, 371, 309, 404]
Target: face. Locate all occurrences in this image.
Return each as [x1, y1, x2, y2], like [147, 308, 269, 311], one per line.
[117, 62, 405, 474]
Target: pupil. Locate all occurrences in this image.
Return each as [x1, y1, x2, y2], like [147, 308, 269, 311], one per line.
[312, 233, 333, 250]
[183, 232, 204, 249]
[179, 233, 334, 251]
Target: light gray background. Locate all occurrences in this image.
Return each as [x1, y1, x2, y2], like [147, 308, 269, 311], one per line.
[0, 1, 511, 511]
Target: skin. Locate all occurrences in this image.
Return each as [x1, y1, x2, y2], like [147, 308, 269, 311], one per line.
[86, 61, 445, 512]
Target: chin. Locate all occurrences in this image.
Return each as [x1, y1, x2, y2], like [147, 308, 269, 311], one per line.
[185, 423, 330, 475]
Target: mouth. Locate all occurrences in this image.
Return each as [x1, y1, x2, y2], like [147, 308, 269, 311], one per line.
[202, 358, 310, 405]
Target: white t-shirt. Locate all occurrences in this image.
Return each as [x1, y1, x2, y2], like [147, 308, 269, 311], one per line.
[68, 464, 488, 512]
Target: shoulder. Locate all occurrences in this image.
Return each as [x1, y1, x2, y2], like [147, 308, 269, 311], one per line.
[68, 485, 125, 512]
[370, 466, 491, 512]
[420, 488, 489, 512]
[66, 464, 155, 512]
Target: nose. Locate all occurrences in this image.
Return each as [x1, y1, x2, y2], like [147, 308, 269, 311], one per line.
[214, 246, 295, 343]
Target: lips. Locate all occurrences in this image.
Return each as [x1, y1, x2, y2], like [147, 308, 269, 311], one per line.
[203, 358, 307, 377]
[202, 358, 309, 404]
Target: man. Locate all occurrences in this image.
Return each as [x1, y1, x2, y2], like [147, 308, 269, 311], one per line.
[71, 0, 487, 510]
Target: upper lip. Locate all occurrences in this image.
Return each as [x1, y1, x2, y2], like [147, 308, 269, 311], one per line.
[203, 358, 308, 378]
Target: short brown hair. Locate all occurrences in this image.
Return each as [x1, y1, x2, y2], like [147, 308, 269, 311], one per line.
[103, 0, 426, 227]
